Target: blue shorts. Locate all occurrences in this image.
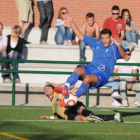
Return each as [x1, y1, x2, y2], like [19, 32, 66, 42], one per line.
[77, 65, 108, 90]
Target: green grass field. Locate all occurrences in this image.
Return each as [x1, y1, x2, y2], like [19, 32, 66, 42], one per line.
[0, 106, 140, 140]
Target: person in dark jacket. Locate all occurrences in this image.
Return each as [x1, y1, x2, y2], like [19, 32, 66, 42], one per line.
[3, 25, 24, 83]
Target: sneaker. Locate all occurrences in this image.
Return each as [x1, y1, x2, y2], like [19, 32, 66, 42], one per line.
[64, 40, 68, 45]
[15, 78, 21, 83]
[122, 100, 129, 107]
[133, 101, 140, 107]
[79, 59, 86, 62]
[114, 113, 122, 122]
[54, 87, 68, 96]
[87, 115, 104, 123]
[2, 68, 8, 76]
[40, 41, 48, 45]
[67, 40, 72, 45]
[112, 100, 122, 107]
[3, 78, 12, 83]
[112, 92, 121, 99]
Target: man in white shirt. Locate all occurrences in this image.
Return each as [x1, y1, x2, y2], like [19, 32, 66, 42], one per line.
[112, 48, 140, 107]
[0, 22, 11, 83]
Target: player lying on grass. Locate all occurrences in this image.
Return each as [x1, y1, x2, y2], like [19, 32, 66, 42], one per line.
[40, 84, 122, 123]
[54, 12, 127, 107]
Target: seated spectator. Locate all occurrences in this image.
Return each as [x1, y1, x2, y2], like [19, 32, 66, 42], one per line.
[103, 5, 134, 51]
[0, 22, 10, 83]
[54, 7, 73, 45]
[79, 12, 100, 61]
[5, 25, 24, 83]
[121, 9, 139, 48]
[112, 49, 140, 107]
[15, 0, 33, 42]
[37, 0, 54, 44]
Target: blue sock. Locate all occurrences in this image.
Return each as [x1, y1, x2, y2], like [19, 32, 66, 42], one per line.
[64, 72, 79, 90]
[76, 83, 90, 97]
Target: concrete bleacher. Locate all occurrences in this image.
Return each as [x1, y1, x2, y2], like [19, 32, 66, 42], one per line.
[0, 27, 140, 106]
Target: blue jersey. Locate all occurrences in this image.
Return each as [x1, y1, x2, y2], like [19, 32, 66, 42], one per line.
[83, 34, 125, 80]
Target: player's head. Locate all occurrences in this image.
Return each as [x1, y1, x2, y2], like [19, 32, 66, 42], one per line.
[125, 48, 131, 61]
[111, 5, 120, 20]
[44, 84, 54, 98]
[101, 28, 112, 47]
[58, 7, 68, 20]
[0, 22, 3, 35]
[86, 12, 95, 26]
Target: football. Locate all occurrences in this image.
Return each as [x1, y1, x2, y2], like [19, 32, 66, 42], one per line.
[64, 92, 78, 106]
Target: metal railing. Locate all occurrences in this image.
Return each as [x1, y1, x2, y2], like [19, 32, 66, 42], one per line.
[0, 59, 140, 107]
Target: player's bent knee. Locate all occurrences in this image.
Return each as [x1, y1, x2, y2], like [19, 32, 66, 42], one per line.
[83, 75, 91, 84]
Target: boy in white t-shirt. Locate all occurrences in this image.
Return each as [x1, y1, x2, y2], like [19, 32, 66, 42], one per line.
[112, 49, 140, 107]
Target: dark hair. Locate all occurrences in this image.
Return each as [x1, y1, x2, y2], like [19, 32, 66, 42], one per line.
[86, 12, 94, 18]
[0, 22, 3, 29]
[101, 28, 112, 36]
[44, 84, 54, 89]
[111, 5, 120, 11]
[121, 9, 132, 26]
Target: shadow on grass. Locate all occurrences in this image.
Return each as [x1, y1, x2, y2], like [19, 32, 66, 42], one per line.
[113, 110, 140, 118]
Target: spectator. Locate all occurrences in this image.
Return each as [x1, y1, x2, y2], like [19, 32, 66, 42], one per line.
[121, 9, 139, 48]
[0, 22, 10, 83]
[37, 0, 54, 44]
[54, 7, 73, 45]
[79, 12, 100, 61]
[103, 5, 134, 51]
[6, 25, 24, 83]
[15, 0, 33, 41]
[112, 49, 140, 107]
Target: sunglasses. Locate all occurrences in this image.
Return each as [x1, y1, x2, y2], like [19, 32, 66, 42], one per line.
[62, 12, 67, 15]
[112, 13, 119, 15]
[126, 53, 131, 56]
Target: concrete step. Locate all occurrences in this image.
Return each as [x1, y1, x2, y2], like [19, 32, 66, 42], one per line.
[0, 83, 136, 107]
[0, 44, 140, 83]
[21, 44, 92, 61]
[3, 27, 140, 46]
[21, 44, 140, 62]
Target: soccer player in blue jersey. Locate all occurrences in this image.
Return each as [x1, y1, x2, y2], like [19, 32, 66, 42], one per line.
[55, 12, 127, 107]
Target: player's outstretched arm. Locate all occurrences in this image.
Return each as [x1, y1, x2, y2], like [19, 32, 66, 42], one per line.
[40, 116, 58, 119]
[114, 36, 126, 59]
[66, 13, 84, 41]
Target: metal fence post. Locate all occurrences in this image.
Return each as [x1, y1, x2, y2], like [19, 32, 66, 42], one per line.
[12, 61, 16, 105]
[86, 89, 89, 107]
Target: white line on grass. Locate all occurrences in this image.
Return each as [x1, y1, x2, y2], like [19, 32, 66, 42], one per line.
[0, 108, 51, 110]
[0, 108, 139, 112]
[0, 120, 140, 124]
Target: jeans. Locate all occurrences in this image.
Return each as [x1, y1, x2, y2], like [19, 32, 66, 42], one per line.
[125, 24, 137, 43]
[55, 25, 73, 45]
[79, 40, 86, 60]
[125, 30, 137, 43]
[121, 40, 132, 48]
[104, 77, 118, 102]
[37, 1, 54, 42]
[8, 51, 20, 79]
[110, 78, 140, 103]
[0, 51, 8, 71]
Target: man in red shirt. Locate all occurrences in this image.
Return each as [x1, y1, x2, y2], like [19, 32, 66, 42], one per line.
[103, 5, 134, 51]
